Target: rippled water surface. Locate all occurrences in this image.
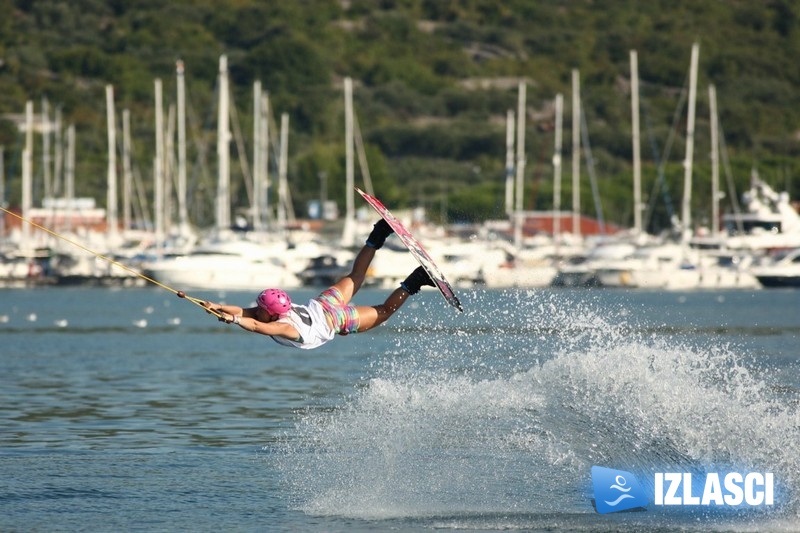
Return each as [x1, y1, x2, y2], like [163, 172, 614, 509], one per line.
[1, 287, 798, 531]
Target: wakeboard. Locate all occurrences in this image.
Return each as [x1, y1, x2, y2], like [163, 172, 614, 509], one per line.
[356, 187, 463, 312]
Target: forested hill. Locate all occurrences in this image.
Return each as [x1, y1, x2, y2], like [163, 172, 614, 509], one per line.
[1, 0, 798, 230]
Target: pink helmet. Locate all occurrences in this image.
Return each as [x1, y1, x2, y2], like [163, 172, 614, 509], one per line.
[257, 288, 292, 315]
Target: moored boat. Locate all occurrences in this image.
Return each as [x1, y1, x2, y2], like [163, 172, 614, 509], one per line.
[750, 248, 800, 288]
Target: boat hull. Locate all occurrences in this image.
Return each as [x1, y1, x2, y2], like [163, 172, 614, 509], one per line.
[754, 275, 800, 288]
[143, 255, 301, 291]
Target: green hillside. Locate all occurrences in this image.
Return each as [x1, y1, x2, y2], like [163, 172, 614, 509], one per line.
[1, 0, 798, 232]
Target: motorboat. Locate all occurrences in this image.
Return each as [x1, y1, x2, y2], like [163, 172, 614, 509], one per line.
[750, 248, 800, 288]
[142, 235, 305, 291]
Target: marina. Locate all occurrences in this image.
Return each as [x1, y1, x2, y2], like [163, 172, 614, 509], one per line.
[1, 6, 799, 531]
[3, 64, 797, 292]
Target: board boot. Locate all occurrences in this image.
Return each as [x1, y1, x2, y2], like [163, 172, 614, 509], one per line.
[401, 266, 435, 294]
[366, 219, 394, 249]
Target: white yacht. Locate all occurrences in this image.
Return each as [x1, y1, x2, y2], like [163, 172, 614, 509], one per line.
[704, 179, 800, 252]
[593, 242, 760, 290]
[141, 233, 308, 291]
[750, 248, 800, 288]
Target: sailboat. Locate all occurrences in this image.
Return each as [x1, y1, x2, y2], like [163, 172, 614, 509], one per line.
[480, 82, 563, 288]
[142, 56, 312, 291]
[592, 45, 760, 290]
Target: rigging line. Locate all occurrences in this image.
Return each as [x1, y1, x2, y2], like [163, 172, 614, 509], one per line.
[0, 206, 222, 318]
[641, 80, 687, 232]
[717, 119, 744, 233]
[579, 103, 605, 234]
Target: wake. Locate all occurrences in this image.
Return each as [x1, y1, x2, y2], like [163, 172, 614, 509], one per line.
[276, 289, 799, 527]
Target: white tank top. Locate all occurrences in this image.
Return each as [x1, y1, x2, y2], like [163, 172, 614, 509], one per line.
[270, 300, 335, 350]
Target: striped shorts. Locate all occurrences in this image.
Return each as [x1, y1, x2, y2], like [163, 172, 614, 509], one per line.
[316, 287, 360, 335]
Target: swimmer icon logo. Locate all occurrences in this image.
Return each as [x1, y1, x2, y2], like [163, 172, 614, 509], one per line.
[592, 466, 649, 514]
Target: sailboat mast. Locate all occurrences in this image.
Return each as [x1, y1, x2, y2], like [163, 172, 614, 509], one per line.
[176, 60, 189, 233]
[630, 50, 643, 235]
[261, 92, 270, 228]
[571, 69, 581, 240]
[277, 112, 289, 231]
[122, 109, 132, 233]
[154, 78, 165, 252]
[513, 81, 526, 250]
[504, 109, 515, 217]
[22, 100, 33, 248]
[681, 42, 699, 241]
[65, 124, 75, 232]
[106, 85, 118, 244]
[553, 93, 563, 253]
[42, 97, 51, 201]
[709, 84, 720, 238]
[54, 107, 63, 198]
[343, 76, 355, 248]
[252, 80, 262, 231]
[216, 55, 231, 232]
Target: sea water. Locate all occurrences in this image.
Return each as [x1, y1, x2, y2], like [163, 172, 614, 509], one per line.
[0, 287, 798, 531]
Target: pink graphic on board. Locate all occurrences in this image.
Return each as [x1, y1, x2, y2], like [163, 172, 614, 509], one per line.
[357, 188, 463, 312]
